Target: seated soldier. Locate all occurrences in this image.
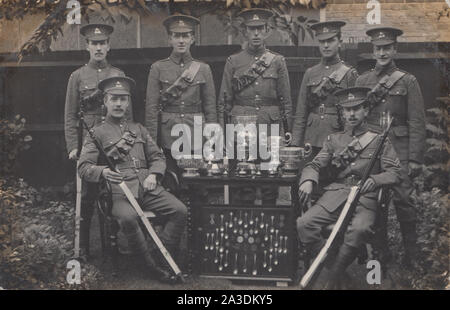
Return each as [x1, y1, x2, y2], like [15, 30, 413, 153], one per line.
[296, 87, 402, 289]
[78, 76, 187, 284]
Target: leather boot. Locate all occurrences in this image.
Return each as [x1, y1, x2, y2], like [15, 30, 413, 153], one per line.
[127, 231, 177, 284]
[399, 221, 420, 270]
[142, 248, 178, 285]
[323, 244, 358, 290]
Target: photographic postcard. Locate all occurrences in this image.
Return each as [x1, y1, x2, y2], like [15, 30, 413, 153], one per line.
[0, 0, 448, 293]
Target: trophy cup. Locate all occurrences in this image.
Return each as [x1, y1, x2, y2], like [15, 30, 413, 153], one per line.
[267, 135, 281, 177]
[279, 144, 312, 177]
[232, 115, 258, 177]
[176, 154, 205, 177]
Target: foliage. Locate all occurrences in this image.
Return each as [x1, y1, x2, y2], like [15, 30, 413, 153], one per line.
[423, 98, 449, 191]
[272, 3, 317, 45]
[0, 115, 32, 177]
[1, 0, 327, 60]
[0, 178, 102, 289]
[411, 188, 449, 289]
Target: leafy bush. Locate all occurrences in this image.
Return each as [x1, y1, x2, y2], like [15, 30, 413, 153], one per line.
[0, 115, 32, 177]
[423, 99, 449, 191]
[0, 179, 102, 289]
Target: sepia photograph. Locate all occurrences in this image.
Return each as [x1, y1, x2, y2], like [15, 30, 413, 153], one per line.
[0, 0, 448, 293]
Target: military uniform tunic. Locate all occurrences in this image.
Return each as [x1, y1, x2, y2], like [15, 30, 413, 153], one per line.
[64, 59, 124, 154]
[218, 45, 292, 132]
[291, 58, 358, 148]
[78, 117, 187, 249]
[145, 51, 217, 151]
[296, 124, 401, 249]
[356, 61, 426, 222]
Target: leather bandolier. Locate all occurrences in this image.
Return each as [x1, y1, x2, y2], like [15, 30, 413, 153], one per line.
[157, 61, 201, 146]
[231, 51, 276, 93]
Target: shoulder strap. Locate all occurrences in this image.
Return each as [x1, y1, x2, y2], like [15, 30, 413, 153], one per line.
[232, 51, 277, 93]
[357, 131, 378, 151]
[160, 61, 202, 105]
[380, 70, 406, 90]
[259, 51, 276, 68]
[181, 61, 201, 83]
[329, 64, 351, 84]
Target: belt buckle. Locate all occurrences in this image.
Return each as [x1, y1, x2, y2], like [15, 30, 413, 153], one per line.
[133, 158, 140, 170]
[319, 104, 325, 119]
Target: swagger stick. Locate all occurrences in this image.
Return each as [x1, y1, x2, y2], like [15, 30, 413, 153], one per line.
[80, 119, 185, 282]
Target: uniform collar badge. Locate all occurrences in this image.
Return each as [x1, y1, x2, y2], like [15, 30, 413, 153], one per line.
[253, 14, 260, 20]
[94, 28, 102, 34]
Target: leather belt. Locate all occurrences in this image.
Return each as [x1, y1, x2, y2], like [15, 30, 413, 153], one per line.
[116, 159, 147, 170]
[235, 97, 277, 107]
[163, 105, 202, 113]
[337, 174, 361, 186]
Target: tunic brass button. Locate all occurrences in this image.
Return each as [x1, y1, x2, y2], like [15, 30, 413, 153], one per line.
[98, 69, 102, 72]
[382, 99, 386, 103]
[325, 66, 329, 69]
[351, 163, 356, 166]
[255, 82, 259, 85]
[256, 107, 260, 110]
[180, 114, 185, 118]
[181, 101, 185, 105]
[181, 63, 184, 67]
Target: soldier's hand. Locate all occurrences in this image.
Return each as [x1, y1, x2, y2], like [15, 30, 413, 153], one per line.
[284, 132, 292, 146]
[408, 161, 422, 178]
[360, 177, 376, 194]
[69, 149, 79, 160]
[298, 181, 313, 206]
[143, 174, 158, 192]
[102, 168, 123, 184]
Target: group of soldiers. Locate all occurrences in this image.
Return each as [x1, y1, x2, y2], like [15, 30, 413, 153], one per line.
[65, 8, 425, 287]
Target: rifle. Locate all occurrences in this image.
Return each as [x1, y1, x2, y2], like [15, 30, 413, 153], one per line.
[79, 117, 185, 283]
[300, 118, 394, 289]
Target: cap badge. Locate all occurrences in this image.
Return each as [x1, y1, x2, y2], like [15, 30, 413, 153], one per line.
[115, 81, 123, 88]
[178, 20, 185, 26]
[323, 27, 329, 33]
[348, 93, 355, 100]
[253, 14, 260, 20]
[94, 28, 102, 35]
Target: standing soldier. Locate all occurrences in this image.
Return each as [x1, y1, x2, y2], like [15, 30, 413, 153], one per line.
[145, 14, 217, 190]
[291, 21, 358, 156]
[356, 27, 426, 268]
[218, 8, 292, 205]
[64, 24, 125, 258]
